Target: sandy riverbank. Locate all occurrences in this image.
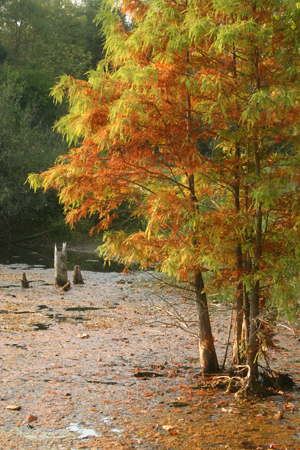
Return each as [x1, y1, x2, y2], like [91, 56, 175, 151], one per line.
[1, 263, 300, 450]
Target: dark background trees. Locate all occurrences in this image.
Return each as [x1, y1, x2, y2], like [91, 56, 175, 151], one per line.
[0, 0, 105, 78]
[0, 0, 105, 237]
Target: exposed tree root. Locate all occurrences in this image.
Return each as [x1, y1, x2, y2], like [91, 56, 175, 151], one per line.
[212, 365, 251, 397]
[211, 365, 295, 398]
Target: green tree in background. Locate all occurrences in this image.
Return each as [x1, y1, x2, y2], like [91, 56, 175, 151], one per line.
[0, 65, 66, 234]
[0, 0, 104, 78]
[79, 0, 106, 70]
[0, 0, 106, 126]
[0, 0, 106, 234]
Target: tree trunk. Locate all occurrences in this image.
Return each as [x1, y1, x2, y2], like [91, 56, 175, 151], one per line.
[248, 280, 260, 378]
[195, 271, 219, 374]
[232, 280, 243, 364]
[232, 141, 244, 364]
[242, 147, 251, 359]
[247, 141, 262, 379]
[242, 286, 250, 346]
[54, 243, 68, 286]
[247, 203, 262, 378]
[185, 49, 218, 374]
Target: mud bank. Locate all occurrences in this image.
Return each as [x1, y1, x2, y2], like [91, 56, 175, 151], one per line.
[1, 264, 300, 450]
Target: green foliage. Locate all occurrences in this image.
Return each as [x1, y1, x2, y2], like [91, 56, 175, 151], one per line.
[0, 66, 67, 233]
[17, 69, 64, 127]
[0, 0, 104, 79]
[0, 43, 7, 63]
[0, 0, 106, 126]
[0, 0, 108, 234]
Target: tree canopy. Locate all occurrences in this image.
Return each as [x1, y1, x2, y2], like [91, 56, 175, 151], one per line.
[30, 0, 300, 376]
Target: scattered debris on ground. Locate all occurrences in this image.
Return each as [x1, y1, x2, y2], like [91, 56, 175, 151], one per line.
[1, 264, 300, 449]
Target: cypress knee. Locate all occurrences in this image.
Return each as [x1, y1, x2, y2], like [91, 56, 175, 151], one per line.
[21, 272, 30, 288]
[73, 265, 84, 284]
[54, 243, 68, 286]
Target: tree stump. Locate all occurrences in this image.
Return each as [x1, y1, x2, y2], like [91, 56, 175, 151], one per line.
[73, 265, 84, 284]
[21, 272, 30, 288]
[54, 243, 68, 286]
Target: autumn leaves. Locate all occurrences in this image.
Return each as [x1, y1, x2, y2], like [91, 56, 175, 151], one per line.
[29, 0, 300, 377]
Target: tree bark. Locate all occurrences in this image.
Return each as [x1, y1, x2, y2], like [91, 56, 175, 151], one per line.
[186, 47, 218, 374]
[195, 271, 219, 373]
[243, 286, 250, 345]
[248, 280, 260, 378]
[242, 146, 251, 355]
[232, 280, 244, 364]
[247, 144, 262, 379]
[246, 46, 263, 379]
[232, 142, 244, 364]
[231, 41, 243, 363]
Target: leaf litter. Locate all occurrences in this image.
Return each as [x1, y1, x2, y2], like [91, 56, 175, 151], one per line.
[0, 263, 300, 449]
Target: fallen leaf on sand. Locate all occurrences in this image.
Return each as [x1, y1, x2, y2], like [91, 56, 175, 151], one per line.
[27, 415, 38, 422]
[162, 425, 175, 431]
[6, 405, 21, 411]
[284, 402, 298, 411]
[273, 411, 283, 421]
[222, 407, 232, 413]
[76, 333, 89, 339]
[162, 425, 180, 435]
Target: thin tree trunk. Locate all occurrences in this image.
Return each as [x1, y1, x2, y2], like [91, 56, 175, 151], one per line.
[189, 171, 219, 372]
[246, 47, 263, 379]
[232, 141, 244, 364]
[247, 144, 262, 379]
[189, 170, 219, 373]
[232, 280, 244, 364]
[242, 146, 251, 355]
[248, 280, 260, 378]
[185, 46, 219, 373]
[195, 271, 219, 373]
[243, 285, 250, 345]
[231, 44, 244, 364]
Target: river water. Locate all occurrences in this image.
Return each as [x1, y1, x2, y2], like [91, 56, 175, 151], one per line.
[0, 244, 125, 272]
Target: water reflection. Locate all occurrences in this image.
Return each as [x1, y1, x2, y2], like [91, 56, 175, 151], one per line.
[0, 244, 125, 272]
